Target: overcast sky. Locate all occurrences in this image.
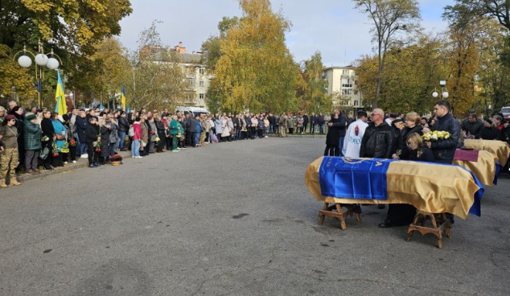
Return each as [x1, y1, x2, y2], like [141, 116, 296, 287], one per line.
[118, 0, 455, 66]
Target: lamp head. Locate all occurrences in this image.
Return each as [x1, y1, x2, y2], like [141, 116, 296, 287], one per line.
[18, 55, 32, 68]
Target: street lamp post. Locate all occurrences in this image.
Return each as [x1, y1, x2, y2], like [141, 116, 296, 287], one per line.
[431, 80, 449, 100]
[13, 40, 62, 108]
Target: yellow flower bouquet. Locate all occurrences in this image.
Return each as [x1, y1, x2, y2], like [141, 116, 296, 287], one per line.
[422, 130, 451, 142]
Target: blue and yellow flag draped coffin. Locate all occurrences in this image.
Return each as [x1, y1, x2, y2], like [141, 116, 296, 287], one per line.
[305, 157, 484, 220]
[453, 150, 499, 186]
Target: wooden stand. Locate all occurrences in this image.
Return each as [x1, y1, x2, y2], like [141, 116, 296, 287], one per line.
[406, 211, 452, 248]
[318, 202, 361, 230]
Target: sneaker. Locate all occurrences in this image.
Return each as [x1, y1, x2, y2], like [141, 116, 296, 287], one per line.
[81, 154, 88, 159]
[64, 161, 68, 165]
[72, 160, 77, 164]
[172, 149, 180, 152]
[89, 164, 97, 168]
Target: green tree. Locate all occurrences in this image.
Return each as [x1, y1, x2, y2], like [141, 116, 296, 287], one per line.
[444, 0, 510, 32]
[353, 0, 421, 108]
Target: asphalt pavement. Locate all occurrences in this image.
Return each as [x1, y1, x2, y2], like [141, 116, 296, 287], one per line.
[0, 137, 509, 296]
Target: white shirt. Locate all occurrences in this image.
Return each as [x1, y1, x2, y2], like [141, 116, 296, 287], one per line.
[342, 119, 369, 157]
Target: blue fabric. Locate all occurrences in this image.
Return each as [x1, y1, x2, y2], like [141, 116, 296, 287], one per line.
[318, 157, 484, 217]
[319, 157, 392, 200]
[494, 161, 501, 185]
[52, 119, 67, 151]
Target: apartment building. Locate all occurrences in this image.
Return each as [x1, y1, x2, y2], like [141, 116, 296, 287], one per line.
[323, 65, 363, 114]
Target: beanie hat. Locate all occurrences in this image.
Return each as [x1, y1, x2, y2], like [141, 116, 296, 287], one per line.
[5, 114, 15, 121]
[26, 114, 37, 121]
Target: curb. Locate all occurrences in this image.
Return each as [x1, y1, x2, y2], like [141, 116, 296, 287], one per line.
[17, 150, 133, 182]
[267, 134, 326, 138]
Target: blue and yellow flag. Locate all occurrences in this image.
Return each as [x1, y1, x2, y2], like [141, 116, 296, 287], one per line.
[54, 70, 67, 115]
[312, 157, 484, 218]
[121, 85, 127, 112]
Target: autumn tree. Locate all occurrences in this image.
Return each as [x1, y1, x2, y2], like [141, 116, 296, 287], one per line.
[213, 0, 298, 113]
[356, 35, 448, 115]
[353, 0, 421, 108]
[297, 52, 331, 114]
[0, 44, 38, 106]
[0, 0, 132, 107]
[122, 21, 188, 111]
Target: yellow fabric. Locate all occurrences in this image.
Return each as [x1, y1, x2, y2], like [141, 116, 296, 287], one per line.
[55, 71, 67, 115]
[453, 150, 498, 187]
[305, 157, 482, 219]
[121, 93, 126, 111]
[464, 139, 510, 166]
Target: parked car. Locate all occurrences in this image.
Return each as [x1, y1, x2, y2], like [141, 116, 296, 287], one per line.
[501, 106, 510, 119]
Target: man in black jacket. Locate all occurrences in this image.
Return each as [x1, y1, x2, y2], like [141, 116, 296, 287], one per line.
[426, 100, 461, 224]
[360, 108, 394, 159]
[461, 113, 483, 138]
[426, 100, 461, 164]
[117, 112, 130, 151]
[303, 113, 309, 134]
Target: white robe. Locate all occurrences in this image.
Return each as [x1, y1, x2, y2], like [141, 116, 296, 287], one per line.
[342, 119, 369, 157]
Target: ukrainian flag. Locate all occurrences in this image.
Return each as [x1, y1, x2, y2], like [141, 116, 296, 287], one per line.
[121, 85, 127, 112]
[54, 70, 67, 115]
[306, 157, 484, 219]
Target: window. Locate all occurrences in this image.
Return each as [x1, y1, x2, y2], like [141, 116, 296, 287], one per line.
[199, 80, 204, 87]
[354, 100, 358, 106]
[199, 68, 205, 75]
[342, 89, 352, 95]
[342, 78, 352, 88]
[199, 93, 205, 99]
[188, 78, 195, 86]
[342, 69, 349, 75]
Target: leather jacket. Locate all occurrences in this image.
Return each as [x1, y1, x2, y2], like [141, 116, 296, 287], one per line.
[360, 121, 394, 158]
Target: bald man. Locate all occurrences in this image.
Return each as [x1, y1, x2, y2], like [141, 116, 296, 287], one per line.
[360, 108, 394, 159]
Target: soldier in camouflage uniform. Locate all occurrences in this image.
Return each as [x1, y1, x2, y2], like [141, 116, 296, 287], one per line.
[0, 114, 21, 187]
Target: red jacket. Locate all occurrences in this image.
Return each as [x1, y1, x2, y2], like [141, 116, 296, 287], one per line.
[133, 122, 141, 140]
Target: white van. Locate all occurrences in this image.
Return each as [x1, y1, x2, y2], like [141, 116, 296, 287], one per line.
[501, 106, 510, 119]
[175, 106, 210, 117]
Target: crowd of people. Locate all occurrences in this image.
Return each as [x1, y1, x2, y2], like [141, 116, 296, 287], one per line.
[323, 100, 510, 228]
[1, 102, 333, 187]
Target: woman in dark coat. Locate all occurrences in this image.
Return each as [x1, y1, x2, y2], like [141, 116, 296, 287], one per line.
[380, 132, 434, 228]
[40, 111, 55, 170]
[392, 112, 423, 160]
[324, 112, 341, 156]
[85, 117, 100, 167]
[476, 118, 502, 140]
[98, 118, 111, 165]
[23, 114, 42, 174]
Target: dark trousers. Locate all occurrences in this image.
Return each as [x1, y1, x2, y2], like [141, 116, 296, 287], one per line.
[303, 124, 308, 133]
[386, 204, 416, 225]
[87, 142, 96, 165]
[25, 150, 40, 171]
[157, 132, 166, 152]
[324, 145, 339, 156]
